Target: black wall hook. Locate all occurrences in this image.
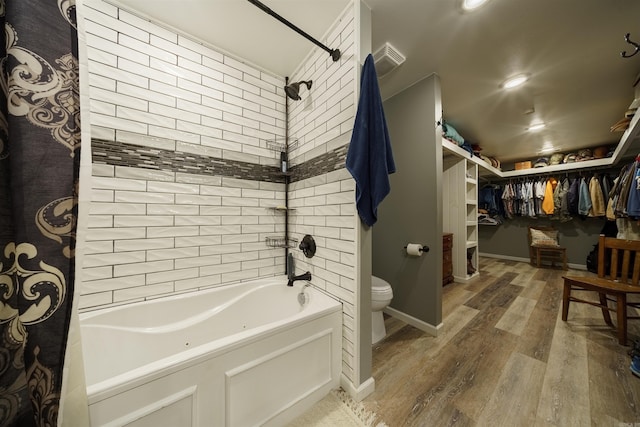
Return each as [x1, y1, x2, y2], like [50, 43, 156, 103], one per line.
[621, 32, 640, 58]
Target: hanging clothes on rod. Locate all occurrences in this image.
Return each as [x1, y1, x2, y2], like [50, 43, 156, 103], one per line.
[589, 174, 606, 217]
[492, 169, 616, 222]
[478, 183, 505, 225]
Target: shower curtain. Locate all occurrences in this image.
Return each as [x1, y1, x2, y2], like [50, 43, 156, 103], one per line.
[0, 0, 84, 425]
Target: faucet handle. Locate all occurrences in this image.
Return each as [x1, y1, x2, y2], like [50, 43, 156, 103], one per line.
[299, 235, 316, 258]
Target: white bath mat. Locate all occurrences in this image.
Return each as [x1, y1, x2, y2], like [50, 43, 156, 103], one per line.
[286, 388, 387, 427]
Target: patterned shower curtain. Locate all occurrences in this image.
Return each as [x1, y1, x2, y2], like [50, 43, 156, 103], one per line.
[0, 0, 81, 426]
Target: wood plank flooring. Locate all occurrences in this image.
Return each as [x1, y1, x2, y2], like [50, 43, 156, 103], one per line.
[363, 257, 640, 426]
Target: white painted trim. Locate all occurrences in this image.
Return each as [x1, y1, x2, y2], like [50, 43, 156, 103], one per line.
[340, 374, 375, 402]
[383, 307, 442, 337]
[478, 252, 528, 263]
[479, 252, 587, 270]
[224, 328, 336, 426]
[453, 271, 479, 283]
[105, 386, 198, 427]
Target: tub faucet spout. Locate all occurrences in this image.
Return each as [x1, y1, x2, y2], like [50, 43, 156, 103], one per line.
[287, 271, 312, 286]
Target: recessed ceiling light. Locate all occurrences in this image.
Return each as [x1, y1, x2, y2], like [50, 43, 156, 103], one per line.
[501, 74, 529, 89]
[462, 0, 490, 11]
[527, 122, 546, 131]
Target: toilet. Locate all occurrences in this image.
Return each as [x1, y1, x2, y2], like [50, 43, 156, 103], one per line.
[371, 276, 393, 344]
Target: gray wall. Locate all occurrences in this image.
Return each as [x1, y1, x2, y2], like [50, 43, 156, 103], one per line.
[479, 216, 609, 266]
[373, 74, 443, 327]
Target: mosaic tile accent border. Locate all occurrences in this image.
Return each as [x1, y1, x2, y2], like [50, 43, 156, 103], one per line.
[92, 138, 283, 183]
[289, 144, 349, 183]
[91, 138, 348, 183]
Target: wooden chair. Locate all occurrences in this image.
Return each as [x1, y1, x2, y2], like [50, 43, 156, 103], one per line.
[562, 234, 640, 345]
[528, 225, 567, 270]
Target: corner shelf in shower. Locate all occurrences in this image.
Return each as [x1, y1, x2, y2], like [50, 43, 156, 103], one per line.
[265, 236, 299, 248]
[266, 138, 299, 153]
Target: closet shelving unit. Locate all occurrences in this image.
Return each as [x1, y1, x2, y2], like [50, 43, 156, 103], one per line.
[443, 148, 481, 282]
[441, 109, 640, 283]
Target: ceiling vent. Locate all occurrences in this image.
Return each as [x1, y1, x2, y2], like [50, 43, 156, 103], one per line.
[373, 43, 406, 78]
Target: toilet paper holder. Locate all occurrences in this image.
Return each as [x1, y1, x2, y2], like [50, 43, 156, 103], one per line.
[404, 244, 429, 253]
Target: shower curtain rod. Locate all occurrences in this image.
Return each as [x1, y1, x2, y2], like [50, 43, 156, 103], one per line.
[247, 0, 341, 62]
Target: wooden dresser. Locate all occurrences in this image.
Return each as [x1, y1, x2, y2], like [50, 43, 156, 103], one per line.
[443, 233, 454, 286]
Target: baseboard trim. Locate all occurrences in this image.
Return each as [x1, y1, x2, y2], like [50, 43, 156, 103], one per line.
[453, 271, 479, 283]
[479, 252, 587, 271]
[479, 252, 533, 263]
[340, 374, 375, 402]
[384, 306, 442, 337]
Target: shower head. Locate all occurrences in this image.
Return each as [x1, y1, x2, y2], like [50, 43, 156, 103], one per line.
[284, 80, 313, 101]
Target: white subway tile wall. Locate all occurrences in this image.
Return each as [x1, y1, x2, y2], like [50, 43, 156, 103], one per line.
[289, 168, 358, 382]
[84, 163, 286, 305]
[82, 0, 287, 308]
[287, 4, 358, 383]
[81, 0, 358, 382]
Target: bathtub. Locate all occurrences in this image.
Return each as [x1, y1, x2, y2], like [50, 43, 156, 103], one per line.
[80, 277, 342, 427]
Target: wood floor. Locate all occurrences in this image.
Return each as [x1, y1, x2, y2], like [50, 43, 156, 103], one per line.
[363, 257, 640, 426]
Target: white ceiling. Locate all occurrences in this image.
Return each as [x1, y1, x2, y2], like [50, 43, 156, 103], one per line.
[108, 0, 640, 164]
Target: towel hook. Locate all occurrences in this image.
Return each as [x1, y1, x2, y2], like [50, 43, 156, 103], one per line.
[621, 33, 640, 58]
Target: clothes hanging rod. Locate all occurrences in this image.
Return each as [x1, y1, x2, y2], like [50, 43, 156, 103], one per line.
[247, 0, 341, 62]
[489, 163, 624, 183]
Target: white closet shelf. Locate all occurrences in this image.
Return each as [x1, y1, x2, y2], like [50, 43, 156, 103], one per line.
[443, 140, 503, 176]
[500, 157, 615, 178]
[466, 241, 478, 249]
[443, 110, 640, 179]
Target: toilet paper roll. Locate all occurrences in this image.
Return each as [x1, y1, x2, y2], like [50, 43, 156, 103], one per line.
[406, 243, 423, 257]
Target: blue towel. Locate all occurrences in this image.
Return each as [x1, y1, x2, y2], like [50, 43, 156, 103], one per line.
[346, 54, 396, 227]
